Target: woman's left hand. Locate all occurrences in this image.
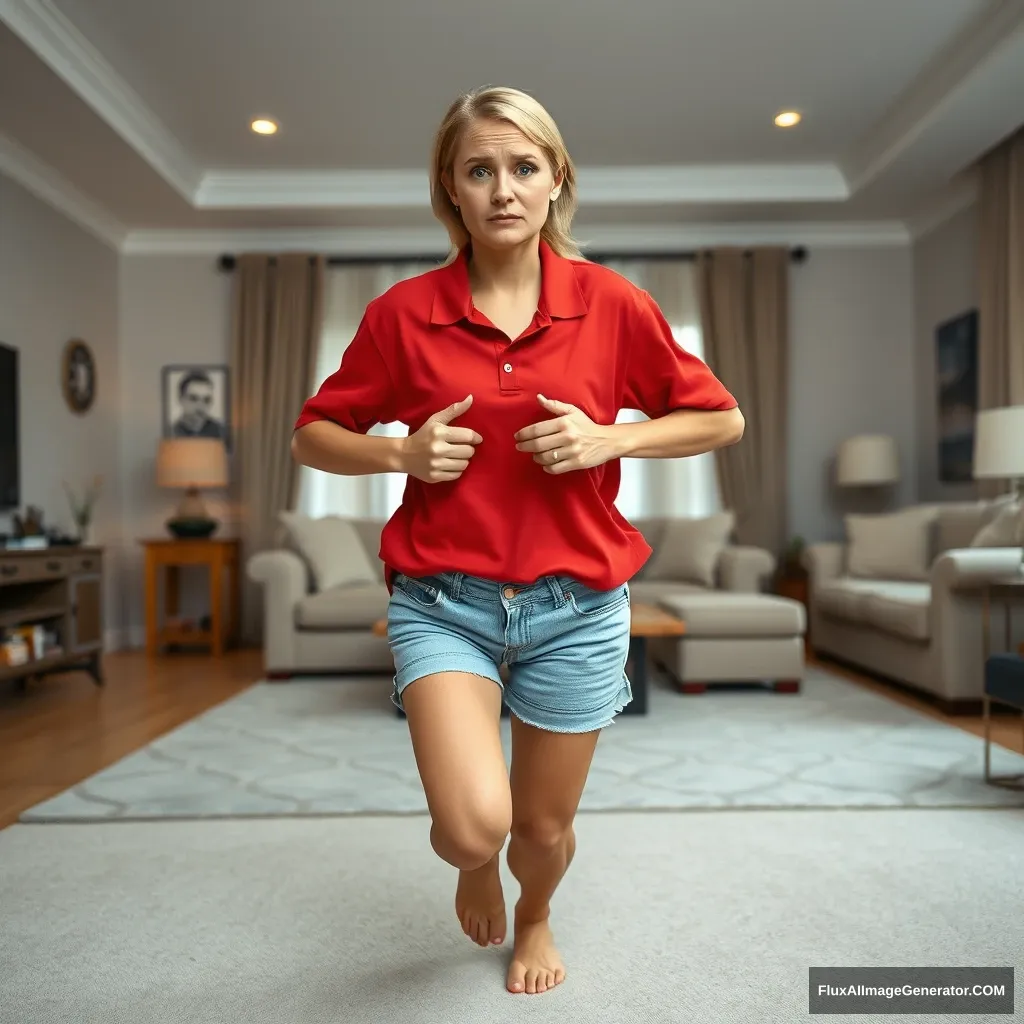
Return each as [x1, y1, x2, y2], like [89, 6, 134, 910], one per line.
[514, 394, 617, 474]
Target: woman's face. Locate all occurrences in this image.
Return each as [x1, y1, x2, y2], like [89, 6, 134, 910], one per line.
[446, 118, 562, 252]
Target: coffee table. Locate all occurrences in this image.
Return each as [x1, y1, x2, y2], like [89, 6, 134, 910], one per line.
[372, 600, 684, 718]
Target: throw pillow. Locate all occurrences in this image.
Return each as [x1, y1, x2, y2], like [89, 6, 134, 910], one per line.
[845, 506, 937, 581]
[970, 502, 1023, 548]
[642, 512, 735, 587]
[934, 502, 998, 555]
[277, 511, 380, 591]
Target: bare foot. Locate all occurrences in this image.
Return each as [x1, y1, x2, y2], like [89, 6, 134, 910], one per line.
[506, 912, 565, 994]
[455, 854, 506, 947]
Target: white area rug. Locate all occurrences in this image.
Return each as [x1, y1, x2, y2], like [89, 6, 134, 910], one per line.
[19, 668, 1024, 821]
[1, 809, 1022, 1023]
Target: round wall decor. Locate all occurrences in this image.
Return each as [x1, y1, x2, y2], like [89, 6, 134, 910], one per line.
[62, 339, 96, 413]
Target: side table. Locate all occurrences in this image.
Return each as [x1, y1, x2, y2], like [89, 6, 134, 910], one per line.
[981, 574, 1024, 786]
[141, 537, 240, 657]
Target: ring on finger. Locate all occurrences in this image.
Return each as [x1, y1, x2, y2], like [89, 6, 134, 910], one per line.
[552, 449, 559, 462]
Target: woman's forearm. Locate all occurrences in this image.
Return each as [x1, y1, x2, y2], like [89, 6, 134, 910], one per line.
[604, 407, 744, 460]
[291, 420, 406, 476]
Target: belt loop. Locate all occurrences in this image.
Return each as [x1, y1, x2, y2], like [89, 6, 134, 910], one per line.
[449, 572, 463, 601]
[545, 576, 567, 607]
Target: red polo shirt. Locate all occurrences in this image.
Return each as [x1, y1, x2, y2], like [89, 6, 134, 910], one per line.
[294, 240, 737, 590]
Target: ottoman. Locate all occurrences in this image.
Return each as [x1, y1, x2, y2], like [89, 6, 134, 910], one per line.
[652, 592, 806, 694]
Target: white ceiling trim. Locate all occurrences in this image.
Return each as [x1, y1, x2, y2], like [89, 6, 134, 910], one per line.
[907, 174, 979, 240]
[0, 0, 201, 201]
[841, 0, 1024, 192]
[0, 131, 125, 248]
[196, 163, 850, 209]
[121, 220, 910, 257]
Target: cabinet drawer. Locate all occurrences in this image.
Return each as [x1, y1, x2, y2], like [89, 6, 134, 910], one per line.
[0, 555, 69, 583]
[71, 552, 101, 574]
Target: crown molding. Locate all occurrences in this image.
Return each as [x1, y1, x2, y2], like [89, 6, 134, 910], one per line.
[907, 174, 979, 241]
[0, 0, 201, 201]
[195, 163, 850, 209]
[841, 0, 1024, 193]
[121, 219, 909, 257]
[0, 132, 125, 248]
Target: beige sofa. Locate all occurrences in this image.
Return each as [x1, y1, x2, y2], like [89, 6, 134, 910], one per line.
[247, 513, 778, 678]
[804, 500, 1024, 712]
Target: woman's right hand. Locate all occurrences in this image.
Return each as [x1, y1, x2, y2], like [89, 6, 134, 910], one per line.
[400, 395, 483, 483]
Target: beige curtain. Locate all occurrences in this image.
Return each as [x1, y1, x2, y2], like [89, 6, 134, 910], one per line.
[231, 253, 324, 642]
[977, 126, 1024, 412]
[697, 248, 789, 555]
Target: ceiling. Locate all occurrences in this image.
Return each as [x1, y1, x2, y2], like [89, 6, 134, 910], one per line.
[1, 0, 1022, 253]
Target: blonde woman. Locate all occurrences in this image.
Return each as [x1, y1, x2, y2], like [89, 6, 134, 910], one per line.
[293, 86, 744, 996]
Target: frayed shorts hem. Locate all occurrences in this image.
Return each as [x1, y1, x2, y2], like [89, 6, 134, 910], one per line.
[390, 654, 502, 711]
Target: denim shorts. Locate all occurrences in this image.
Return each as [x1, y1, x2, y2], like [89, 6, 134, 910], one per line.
[386, 571, 633, 733]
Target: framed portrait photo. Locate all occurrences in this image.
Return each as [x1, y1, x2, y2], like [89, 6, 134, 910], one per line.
[161, 364, 232, 451]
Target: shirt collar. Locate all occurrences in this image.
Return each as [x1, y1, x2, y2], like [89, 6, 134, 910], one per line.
[430, 238, 588, 326]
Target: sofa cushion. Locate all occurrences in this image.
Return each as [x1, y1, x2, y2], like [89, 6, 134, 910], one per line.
[816, 578, 931, 639]
[861, 587, 931, 641]
[970, 501, 1022, 548]
[845, 506, 937, 581]
[295, 582, 391, 630]
[628, 580, 708, 606]
[657, 592, 805, 637]
[935, 502, 998, 554]
[642, 512, 735, 586]
[278, 512, 380, 592]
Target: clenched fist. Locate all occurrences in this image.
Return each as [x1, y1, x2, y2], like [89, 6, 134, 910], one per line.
[401, 395, 483, 483]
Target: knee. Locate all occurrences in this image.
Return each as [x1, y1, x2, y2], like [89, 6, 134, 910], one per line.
[510, 817, 570, 853]
[434, 808, 511, 870]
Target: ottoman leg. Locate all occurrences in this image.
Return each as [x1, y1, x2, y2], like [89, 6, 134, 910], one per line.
[773, 679, 801, 694]
[678, 682, 707, 695]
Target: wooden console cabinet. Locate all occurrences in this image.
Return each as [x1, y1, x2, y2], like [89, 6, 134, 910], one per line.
[0, 546, 104, 689]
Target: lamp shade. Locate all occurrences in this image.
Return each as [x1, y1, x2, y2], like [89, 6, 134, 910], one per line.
[156, 438, 228, 489]
[836, 434, 900, 486]
[972, 406, 1024, 480]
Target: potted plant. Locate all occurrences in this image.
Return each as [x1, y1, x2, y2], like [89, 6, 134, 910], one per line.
[64, 475, 103, 546]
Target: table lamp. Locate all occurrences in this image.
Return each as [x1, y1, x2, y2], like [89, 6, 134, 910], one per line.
[156, 438, 228, 538]
[973, 405, 1024, 500]
[836, 434, 900, 487]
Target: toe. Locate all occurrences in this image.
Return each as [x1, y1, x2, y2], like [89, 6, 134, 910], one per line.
[526, 969, 539, 995]
[554, 967, 566, 986]
[507, 962, 526, 994]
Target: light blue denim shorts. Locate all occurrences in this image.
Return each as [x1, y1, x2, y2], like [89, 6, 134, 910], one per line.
[386, 571, 633, 733]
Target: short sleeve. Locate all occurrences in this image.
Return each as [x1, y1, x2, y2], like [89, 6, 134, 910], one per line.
[294, 313, 396, 434]
[621, 289, 737, 418]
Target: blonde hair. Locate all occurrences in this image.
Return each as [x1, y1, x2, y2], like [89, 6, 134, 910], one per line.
[429, 86, 583, 264]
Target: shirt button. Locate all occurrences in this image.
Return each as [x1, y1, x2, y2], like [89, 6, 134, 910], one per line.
[503, 363, 513, 373]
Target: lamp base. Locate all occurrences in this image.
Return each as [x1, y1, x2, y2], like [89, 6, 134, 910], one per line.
[166, 517, 219, 539]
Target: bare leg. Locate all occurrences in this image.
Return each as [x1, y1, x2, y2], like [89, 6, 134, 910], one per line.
[400, 671, 510, 946]
[505, 715, 601, 994]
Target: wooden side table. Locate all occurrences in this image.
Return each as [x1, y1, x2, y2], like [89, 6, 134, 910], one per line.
[141, 538, 240, 656]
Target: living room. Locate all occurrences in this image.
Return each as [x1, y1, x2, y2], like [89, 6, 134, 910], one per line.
[1, 0, 1023, 1019]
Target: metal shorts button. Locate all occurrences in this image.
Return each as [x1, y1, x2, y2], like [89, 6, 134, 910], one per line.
[503, 586, 516, 599]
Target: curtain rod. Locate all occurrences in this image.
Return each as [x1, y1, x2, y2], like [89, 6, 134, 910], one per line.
[216, 246, 808, 271]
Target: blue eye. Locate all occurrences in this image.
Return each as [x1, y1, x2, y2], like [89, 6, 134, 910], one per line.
[516, 164, 537, 176]
[471, 167, 490, 179]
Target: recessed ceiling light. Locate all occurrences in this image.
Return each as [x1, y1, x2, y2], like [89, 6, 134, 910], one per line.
[774, 111, 802, 128]
[251, 118, 279, 135]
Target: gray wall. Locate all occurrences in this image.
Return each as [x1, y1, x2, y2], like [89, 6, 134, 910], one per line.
[118, 255, 234, 647]
[0, 174, 122, 647]
[912, 205, 979, 503]
[787, 246, 916, 545]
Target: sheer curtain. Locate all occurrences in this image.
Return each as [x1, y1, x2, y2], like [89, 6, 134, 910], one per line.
[299, 256, 720, 521]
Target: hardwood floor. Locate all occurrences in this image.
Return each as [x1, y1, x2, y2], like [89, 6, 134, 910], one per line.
[1, 648, 1021, 830]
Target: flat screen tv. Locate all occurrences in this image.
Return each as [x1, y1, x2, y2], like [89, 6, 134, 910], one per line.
[0, 343, 19, 511]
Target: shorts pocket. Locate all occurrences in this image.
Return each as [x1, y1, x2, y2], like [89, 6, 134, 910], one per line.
[393, 573, 445, 608]
[566, 582, 629, 618]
